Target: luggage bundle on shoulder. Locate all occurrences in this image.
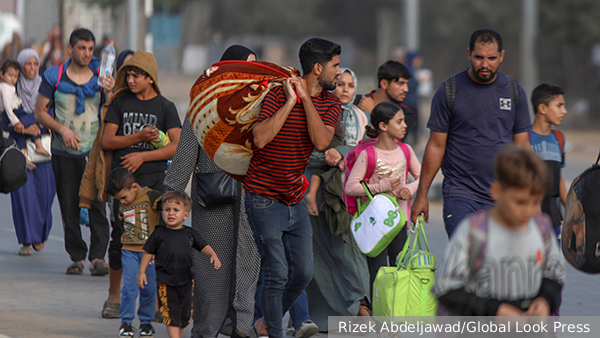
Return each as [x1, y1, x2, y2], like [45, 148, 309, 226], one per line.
[187, 60, 300, 182]
[372, 216, 437, 317]
[563, 151, 600, 273]
[0, 136, 27, 193]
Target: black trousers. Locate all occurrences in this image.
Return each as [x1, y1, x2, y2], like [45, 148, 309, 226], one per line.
[52, 154, 109, 262]
[367, 227, 408, 291]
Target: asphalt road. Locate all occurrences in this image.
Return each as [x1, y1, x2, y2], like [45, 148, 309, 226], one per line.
[1, 131, 599, 337]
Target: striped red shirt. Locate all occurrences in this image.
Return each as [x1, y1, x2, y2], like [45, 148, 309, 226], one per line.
[244, 85, 341, 205]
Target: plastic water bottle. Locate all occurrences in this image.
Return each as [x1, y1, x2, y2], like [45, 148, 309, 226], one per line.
[97, 40, 116, 86]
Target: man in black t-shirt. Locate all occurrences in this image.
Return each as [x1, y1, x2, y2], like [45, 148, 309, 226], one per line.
[99, 50, 182, 319]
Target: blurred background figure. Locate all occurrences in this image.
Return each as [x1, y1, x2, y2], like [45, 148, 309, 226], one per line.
[1, 31, 24, 64]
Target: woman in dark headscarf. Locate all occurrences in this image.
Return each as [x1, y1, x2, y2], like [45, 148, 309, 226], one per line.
[9, 48, 56, 255]
[220, 45, 256, 62]
[164, 45, 260, 338]
[116, 49, 134, 72]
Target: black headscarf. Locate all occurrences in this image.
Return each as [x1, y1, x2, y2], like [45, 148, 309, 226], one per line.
[219, 45, 256, 61]
[116, 49, 135, 71]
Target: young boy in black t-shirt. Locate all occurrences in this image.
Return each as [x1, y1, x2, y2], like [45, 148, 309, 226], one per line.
[137, 191, 221, 338]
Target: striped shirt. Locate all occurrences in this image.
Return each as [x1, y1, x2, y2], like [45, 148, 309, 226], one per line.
[244, 85, 341, 205]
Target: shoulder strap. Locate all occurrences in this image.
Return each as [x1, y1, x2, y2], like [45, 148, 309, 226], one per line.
[506, 75, 520, 110]
[551, 130, 564, 153]
[468, 211, 490, 276]
[397, 142, 410, 183]
[533, 212, 553, 267]
[55, 63, 64, 89]
[148, 190, 163, 210]
[444, 75, 456, 112]
[363, 145, 377, 183]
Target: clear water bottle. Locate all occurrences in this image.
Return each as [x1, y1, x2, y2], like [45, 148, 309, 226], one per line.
[97, 40, 116, 86]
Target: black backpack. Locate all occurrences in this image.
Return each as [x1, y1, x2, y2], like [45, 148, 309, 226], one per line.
[563, 151, 600, 273]
[0, 137, 28, 193]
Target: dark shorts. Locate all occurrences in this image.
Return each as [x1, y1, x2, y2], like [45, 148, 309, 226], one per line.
[157, 281, 194, 328]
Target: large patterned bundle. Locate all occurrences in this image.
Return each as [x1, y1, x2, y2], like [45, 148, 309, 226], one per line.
[563, 157, 600, 273]
[187, 61, 300, 182]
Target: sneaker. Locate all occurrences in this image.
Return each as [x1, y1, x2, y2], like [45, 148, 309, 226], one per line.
[118, 323, 135, 337]
[295, 321, 318, 338]
[139, 323, 155, 337]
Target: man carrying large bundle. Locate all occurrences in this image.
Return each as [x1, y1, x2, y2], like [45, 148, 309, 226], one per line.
[244, 38, 341, 338]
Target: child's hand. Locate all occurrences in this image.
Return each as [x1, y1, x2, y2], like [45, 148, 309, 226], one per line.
[524, 297, 551, 316]
[496, 303, 525, 316]
[396, 188, 412, 200]
[137, 273, 147, 289]
[13, 122, 25, 134]
[390, 178, 401, 192]
[211, 254, 222, 269]
[24, 124, 41, 136]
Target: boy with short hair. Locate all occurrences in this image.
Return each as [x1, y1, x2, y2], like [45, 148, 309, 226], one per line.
[433, 145, 565, 316]
[105, 167, 162, 337]
[138, 191, 221, 338]
[529, 83, 568, 239]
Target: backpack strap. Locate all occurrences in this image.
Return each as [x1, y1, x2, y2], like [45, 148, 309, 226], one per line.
[533, 212, 553, 267]
[397, 142, 410, 183]
[55, 63, 64, 88]
[551, 130, 564, 154]
[551, 130, 565, 165]
[468, 211, 490, 276]
[506, 75, 520, 110]
[444, 75, 457, 112]
[363, 145, 377, 183]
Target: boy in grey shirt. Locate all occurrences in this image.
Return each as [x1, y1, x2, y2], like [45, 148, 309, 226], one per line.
[433, 145, 565, 316]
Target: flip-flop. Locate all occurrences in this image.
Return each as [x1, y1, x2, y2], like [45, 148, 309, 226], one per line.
[18, 245, 33, 256]
[32, 243, 45, 251]
[66, 261, 84, 275]
[90, 259, 109, 276]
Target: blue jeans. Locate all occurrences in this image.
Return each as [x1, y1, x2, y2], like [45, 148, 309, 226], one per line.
[443, 196, 493, 237]
[120, 250, 156, 324]
[289, 291, 311, 330]
[245, 193, 313, 338]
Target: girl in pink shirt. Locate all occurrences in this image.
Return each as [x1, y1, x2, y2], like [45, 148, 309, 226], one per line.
[345, 102, 421, 288]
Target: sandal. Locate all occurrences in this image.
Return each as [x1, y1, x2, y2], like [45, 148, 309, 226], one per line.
[66, 261, 84, 275]
[90, 259, 109, 276]
[101, 300, 120, 318]
[18, 245, 33, 256]
[32, 243, 45, 251]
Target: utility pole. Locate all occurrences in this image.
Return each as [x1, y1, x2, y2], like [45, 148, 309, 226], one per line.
[127, 0, 140, 51]
[405, 0, 420, 52]
[520, 0, 538, 117]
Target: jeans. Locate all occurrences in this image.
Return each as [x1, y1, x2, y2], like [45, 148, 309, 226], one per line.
[443, 196, 493, 237]
[120, 250, 156, 325]
[245, 193, 313, 338]
[52, 154, 109, 262]
[289, 291, 311, 330]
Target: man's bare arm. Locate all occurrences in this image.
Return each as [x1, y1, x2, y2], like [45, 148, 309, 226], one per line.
[513, 131, 532, 149]
[410, 130, 448, 224]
